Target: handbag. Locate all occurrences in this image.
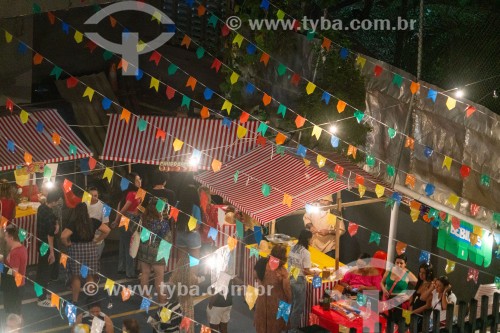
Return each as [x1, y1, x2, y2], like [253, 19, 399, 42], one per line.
[129, 218, 142, 258]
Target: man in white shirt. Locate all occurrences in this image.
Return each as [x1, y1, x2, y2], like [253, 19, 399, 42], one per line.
[86, 187, 109, 259]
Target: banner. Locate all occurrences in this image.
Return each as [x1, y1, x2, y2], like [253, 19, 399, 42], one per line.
[437, 221, 493, 267]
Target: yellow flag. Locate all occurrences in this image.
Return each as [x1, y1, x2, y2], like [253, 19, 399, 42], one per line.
[446, 97, 456, 110]
[410, 208, 419, 222]
[82, 191, 92, 204]
[472, 226, 483, 237]
[136, 40, 147, 52]
[237, 125, 247, 139]
[276, 9, 285, 20]
[402, 309, 411, 324]
[5, 31, 13, 43]
[20, 110, 29, 124]
[356, 56, 366, 69]
[311, 125, 322, 140]
[172, 138, 184, 152]
[151, 10, 162, 23]
[227, 236, 237, 250]
[375, 184, 385, 198]
[306, 82, 316, 95]
[160, 307, 172, 323]
[230, 72, 239, 85]
[233, 34, 243, 47]
[282, 193, 292, 208]
[358, 184, 366, 198]
[74, 30, 83, 43]
[150, 77, 160, 92]
[442, 156, 452, 171]
[445, 259, 455, 274]
[82, 87, 95, 101]
[102, 167, 113, 183]
[245, 285, 258, 310]
[303, 159, 311, 167]
[447, 193, 459, 208]
[14, 169, 29, 186]
[327, 213, 336, 226]
[290, 266, 300, 280]
[316, 154, 326, 168]
[221, 100, 233, 114]
[188, 216, 197, 231]
[104, 279, 115, 295]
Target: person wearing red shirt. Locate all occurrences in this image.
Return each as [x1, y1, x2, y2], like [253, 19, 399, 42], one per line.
[1, 224, 28, 317]
[0, 179, 16, 221]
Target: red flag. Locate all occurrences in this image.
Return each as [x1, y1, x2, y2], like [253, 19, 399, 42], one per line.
[211, 58, 222, 73]
[347, 222, 358, 237]
[88, 157, 97, 170]
[469, 203, 480, 217]
[465, 105, 476, 118]
[334, 164, 344, 176]
[84, 40, 97, 53]
[169, 207, 179, 221]
[6, 98, 14, 112]
[66, 77, 78, 89]
[221, 24, 230, 36]
[355, 174, 364, 186]
[240, 111, 249, 123]
[451, 216, 460, 229]
[374, 65, 383, 77]
[460, 165, 471, 178]
[256, 135, 266, 147]
[149, 51, 161, 66]
[47, 12, 55, 25]
[166, 86, 175, 100]
[290, 73, 300, 86]
[156, 129, 166, 141]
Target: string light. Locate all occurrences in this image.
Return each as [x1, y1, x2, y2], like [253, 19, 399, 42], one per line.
[455, 89, 464, 98]
[329, 124, 338, 134]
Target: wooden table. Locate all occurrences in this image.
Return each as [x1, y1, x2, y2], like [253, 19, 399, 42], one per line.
[311, 304, 387, 333]
[240, 243, 341, 327]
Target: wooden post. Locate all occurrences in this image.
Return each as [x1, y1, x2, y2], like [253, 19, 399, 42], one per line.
[128, 163, 132, 174]
[456, 301, 467, 333]
[335, 192, 341, 271]
[480, 295, 489, 333]
[469, 298, 478, 332]
[445, 303, 454, 332]
[491, 293, 499, 332]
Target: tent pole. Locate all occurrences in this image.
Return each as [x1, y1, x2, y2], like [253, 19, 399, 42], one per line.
[335, 192, 342, 271]
[387, 202, 399, 268]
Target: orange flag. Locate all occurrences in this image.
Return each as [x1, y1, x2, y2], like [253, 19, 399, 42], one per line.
[396, 241, 407, 255]
[347, 145, 357, 159]
[33, 53, 43, 65]
[337, 100, 347, 113]
[275, 132, 286, 145]
[109, 16, 117, 28]
[321, 37, 331, 50]
[117, 59, 128, 72]
[260, 53, 270, 66]
[282, 193, 292, 208]
[200, 106, 209, 119]
[228, 236, 237, 250]
[405, 174, 416, 189]
[24, 152, 33, 165]
[295, 115, 306, 128]
[135, 188, 146, 202]
[410, 82, 420, 94]
[60, 253, 68, 268]
[405, 137, 414, 150]
[52, 132, 61, 145]
[121, 287, 131, 301]
[119, 216, 130, 231]
[240, 111, 249, 123]
[262, 93, 272, 106]
[14, 271, 23, 287]
[156, 129, 166, 141]
[181, 35, 191, 49]
[197, 5, 206, 16]
[120, 108, 131, 123]
[211, 159, 222, 172]
[186, 76, 197, 91]
[51, 293, 60, 309]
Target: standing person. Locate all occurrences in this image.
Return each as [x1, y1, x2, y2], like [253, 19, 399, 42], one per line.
[112, 172, 142, 278]
[206, 277, 234, 333]
[254, 244, 292, 333]
[137, 198, 170, 304]
[36, 191, 60, 307]
[0, 179, 16, 261]
[304, 197, 345, 257]
[61, 203, 110, 303]
[409, 263, 434, 330]
[86, 187, 109, 261]
[1, 225, 28, 316]
[380, 254, 417, 325]
[288, 230, 315, 332]
[122, 318, 140, 333]
[148, 171, 176, 207]
[75, 297, 114, 333]
[176, 184, 203, 282]
[420, 275, 457, 326]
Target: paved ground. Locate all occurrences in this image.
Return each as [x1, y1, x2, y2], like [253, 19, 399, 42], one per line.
[0, 245, 255, 332]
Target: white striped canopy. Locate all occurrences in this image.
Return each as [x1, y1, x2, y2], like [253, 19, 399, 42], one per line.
[100, 115, 259, 170]
[195, 144, 347, 224]
[0, 109, 92, 171]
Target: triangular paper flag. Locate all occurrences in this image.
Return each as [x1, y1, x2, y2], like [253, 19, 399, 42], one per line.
[465, 105, 476, 118]
[348, 223, 358, 237]
[104, 279, 115, 295]
[119, 216, 130, 231]
[358, 184, 366, 198]
[51, 293, 60, 309]
[445, 259, 455, 274]
[282, 193, 292, 208]
[374, 184, 385, 198]
[396, 241, 407, 255]
[316, 154, 326, 168]
[410, 208, 420, 222]
[211, 159, 222, 172]
[160, 307, 172, 323]
[369, 231, 381, 246]
[337, 100, 346, 113]
[311, 126, 322, 140]
[120, 108, 131, 123]
[221, 100, 233, 115]
[188, 216, 197, 231]
[260, 53, 270, 66]
[405, 174, 416, 189]
[446, 97, 457, 110]
[180, 35, 191, 48]
[20, 110, 29, 124]
[60, 253, 68, 268]
[347, 145, 357, 159]
[245, 285, 258, 310]
[82, 87, 95, 101]
[442, 156, 452, 171]
[276, 132, 286, 145]
[306, 82, 316, 95]
[82, 191, 92, 204]
[262, 93, 272, 106]
[102, 168, 113, 183]
[237, 125, 247, 139]
[185, 76, 197, 91]
[410, 82, 420, 94]
[227, 236, 237, 250]
[172, 138, 184, 152]
[295, 115, 306, 128]
[149, 77, 160, 92]
[232, 34, 243, 47]
[230, 72, 239, 84]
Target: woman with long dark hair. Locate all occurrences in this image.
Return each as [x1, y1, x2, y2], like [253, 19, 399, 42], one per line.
[112, 172, 142, 278]
[409, 262, 434, 331]
[421, 275, 457, 326]
[288, 229, 315, 332]
[254, 244, 292, 333]
[137, 198, 170, 304]
[61, 203, 110, 303]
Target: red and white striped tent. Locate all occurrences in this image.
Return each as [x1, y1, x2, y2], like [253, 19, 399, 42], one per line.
[100, 115, 259, 170]
[195, 143, 348, 224]
[0, 109, 92, 171]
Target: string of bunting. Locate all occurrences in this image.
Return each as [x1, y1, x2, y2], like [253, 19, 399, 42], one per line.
[2, 26, 499, 231]
[30, 15, 500, 219]
[39, 10, 500, 218]
[190, 0, 497, 125]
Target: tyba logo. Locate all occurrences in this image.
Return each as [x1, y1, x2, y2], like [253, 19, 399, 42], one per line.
[84, 1, 175, 75]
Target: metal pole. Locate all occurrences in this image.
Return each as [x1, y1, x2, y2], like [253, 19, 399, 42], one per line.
[387, 202, 399, 267]
[335, 192, 341, 271]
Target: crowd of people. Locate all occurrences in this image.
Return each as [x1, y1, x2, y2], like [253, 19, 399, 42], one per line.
[0, 175, 463, 333]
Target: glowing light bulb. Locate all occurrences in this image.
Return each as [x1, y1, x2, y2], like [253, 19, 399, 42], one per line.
[189, 156, 200, 166]
[455, 89, 464, 98]
[329, 125, 337, 134]
[45, 181, 54, 189]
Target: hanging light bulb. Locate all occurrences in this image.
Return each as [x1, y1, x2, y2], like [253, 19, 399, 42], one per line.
[329, 125, 337, 134]
[493, 90, 498, 99]
[45, 181, 54, 189]
[455, 89, 464, 98]
[189, 149, 201, 166]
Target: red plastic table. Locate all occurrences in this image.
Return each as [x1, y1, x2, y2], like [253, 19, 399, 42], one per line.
[311, 305, 387, 333]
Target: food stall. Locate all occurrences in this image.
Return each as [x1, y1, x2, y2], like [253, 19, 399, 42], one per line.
[0, 109, 93, 265]
[195, 143, 350, 326]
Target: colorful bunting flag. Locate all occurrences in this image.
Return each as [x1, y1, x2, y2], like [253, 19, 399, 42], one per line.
[369, 231, 381, 246]
[311, 126, 322, 140]
[348, 222, 358, 236]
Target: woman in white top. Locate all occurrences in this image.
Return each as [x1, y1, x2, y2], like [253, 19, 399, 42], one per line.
[288, 229, 315, 332]
[421, 275, 457, 325]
